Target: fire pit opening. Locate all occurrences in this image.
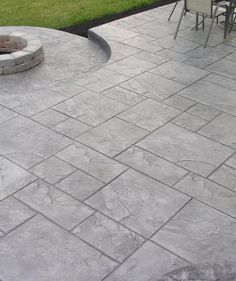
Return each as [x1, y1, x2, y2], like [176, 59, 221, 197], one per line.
[0, 33, 44, 75]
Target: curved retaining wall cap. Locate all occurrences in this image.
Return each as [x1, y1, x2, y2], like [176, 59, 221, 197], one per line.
[0, 32, 44, 75]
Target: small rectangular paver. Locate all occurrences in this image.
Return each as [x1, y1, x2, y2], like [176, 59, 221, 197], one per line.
[102, 86, 145, 106]
[15, 180, 93, 230]
[116, 146, 188, 186]
[77, 118, 148, 157]
[152, 200, 236, 264]
[31, 108, 68, 127]
[86, 169, 189, 237]
[54, 90, 128, 126]
[186, 103, 221, 121]
[172, 112, 207, 132]
[57, 143, 127, 183]
[56, 170, 104, 201]
[104, 241, 188, 281]
[107, 56, 156, 78]
[209, 164, 236, 192]
[30, 156, 76, 185]
[52, 118, 91, 139]
[163, 94, 196, 111]
[0, 104, 17, 125]
[0, 197, 35, 233]
[199, 113, 236, 149]
[151, 60, 208, 86]
[120, 72, 184, 101]
[119, 99, 180, 131]
[73, 212, 144, 262]
[138, 123, 234, 177]
[174, 173, 236, 218]
[0, 215, 117, 281]
[0, 155, 35, 200]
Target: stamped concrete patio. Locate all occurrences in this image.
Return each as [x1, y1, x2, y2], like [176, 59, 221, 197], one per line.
[1, 2, 236, 280]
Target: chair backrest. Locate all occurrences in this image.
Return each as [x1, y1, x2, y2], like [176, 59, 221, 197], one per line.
[185, 0, 213, 17]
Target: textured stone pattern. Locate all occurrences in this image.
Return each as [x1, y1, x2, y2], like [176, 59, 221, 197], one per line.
[0, 32, 44, 74]
[0, 2, 236, 280]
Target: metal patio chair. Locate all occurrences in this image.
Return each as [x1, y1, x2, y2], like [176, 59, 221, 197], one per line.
[174, 0, 229, 47]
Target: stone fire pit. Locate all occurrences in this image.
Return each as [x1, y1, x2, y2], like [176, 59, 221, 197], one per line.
[0, 32, 44, 75]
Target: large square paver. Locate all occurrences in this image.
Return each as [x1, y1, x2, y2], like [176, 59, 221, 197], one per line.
[199, 113, 236, 149]
[138, 123, 233, 176]
[0, 215, 117, 281]
[116, 146, 187, 186]
[174, 173, 236, 218]
[104, 241, 188, 281]
[152, 200, 236, 264]
[54, 90, 128, 126]
[119, 99, 180, 131]
[120, 72, 184, 101]
[73, 212, 144, 262]
[15, 180, 93, 230]
[86, 169, 189, 237]
[0, 116, 72, 169]
[77, 118, 148, 157]
[179, 74, 236, 116]
[57, 143, 127, 183]
[0, 156, 35, 200]
[151, 60, 208, 86]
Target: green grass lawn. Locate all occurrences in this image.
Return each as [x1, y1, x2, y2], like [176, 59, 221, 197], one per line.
[0, 0, 159, 29]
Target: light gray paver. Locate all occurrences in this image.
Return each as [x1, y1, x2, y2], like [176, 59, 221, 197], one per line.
[174, 173, 236, 218]
[0, 215, 117, 281]
[86, 169, 190, 237]
[31, 108, 68, 127]
[52, 118, 91, 139]
[163, 94, 196, 111]
[186, 103, 221, 121]
[57, 142, 127, 183]
[172, 112, 208, 132]
[199, 113, 236, 148]
[102, 86, 145, 106]
[151, 60, 208, 86]
[0, 197, 35, 233]
[15, 179, 94, 230]
[0, 104, 18, 124]
[77, 118, 148, 157]
[226, 153, 236, 169]
[119, 99, 180, 131]
[116, 146, 188, 186]
[152, 200, 236, 264]
[73, 212, 144, 262]
[107, 56, 156, 77]
[138, 123, 234, 176]
[29, 156, 76, 185]
[104, 241, 188, 281]
[54, 90, 128, 126]
[56, 170, 104, 201]
[120, 71, 185, 101]
[209, 164, 236, 192]
[0, 116, 72, 169]
[0, 155, 35, 200]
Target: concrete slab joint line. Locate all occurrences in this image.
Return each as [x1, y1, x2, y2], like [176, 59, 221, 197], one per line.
[0, 2, 236, 280]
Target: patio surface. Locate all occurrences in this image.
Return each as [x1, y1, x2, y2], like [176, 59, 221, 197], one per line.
[1, 2, 236, 280]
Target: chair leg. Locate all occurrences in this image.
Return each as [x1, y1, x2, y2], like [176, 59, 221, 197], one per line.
[224, 6, 229, 39]
[204, 6, 219, 48]
[174, 5, 185, 39]
[196, 13, 199, 30]
[168, 0, 179, 21]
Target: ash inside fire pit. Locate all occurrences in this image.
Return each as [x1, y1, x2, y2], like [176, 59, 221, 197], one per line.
[0, 32, 44, 75]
